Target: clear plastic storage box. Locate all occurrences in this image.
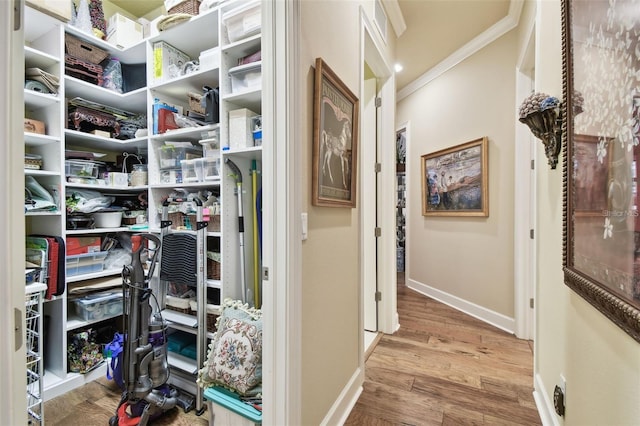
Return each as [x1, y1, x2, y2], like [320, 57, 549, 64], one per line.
[229, 62, 261, 93]
[72, 291, 123, 321]
[66, 251, 108, 276]
[65, 160, 100, 178]
[204, 156, 221, 180]
[158, 145, 202, 169]
[223, 0, 261, 43]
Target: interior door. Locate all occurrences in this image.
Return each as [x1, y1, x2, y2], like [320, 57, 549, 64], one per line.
[1, 0, 27, 423]
[363, 73, 378, 331]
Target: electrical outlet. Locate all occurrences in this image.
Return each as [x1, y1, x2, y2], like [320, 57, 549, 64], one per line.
[554, 374, 567, 417]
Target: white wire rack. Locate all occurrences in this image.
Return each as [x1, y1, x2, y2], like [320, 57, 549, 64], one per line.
[25, 283, 47, 425]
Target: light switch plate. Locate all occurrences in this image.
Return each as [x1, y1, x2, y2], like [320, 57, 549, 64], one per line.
[301, 212, 308, 240]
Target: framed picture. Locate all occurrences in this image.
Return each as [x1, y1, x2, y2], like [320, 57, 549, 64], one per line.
[312, 58, 359, 208]
[420, 137, 489, 217]
[562, 0, 640, 343]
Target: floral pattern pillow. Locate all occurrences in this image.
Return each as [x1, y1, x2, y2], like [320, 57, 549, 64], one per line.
[198, 299, 262, 395]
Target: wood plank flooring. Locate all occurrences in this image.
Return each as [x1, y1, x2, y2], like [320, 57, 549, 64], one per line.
[44, 274, 540, 425]
[43, 376, 208, 425]
[345, 275, 541, 425]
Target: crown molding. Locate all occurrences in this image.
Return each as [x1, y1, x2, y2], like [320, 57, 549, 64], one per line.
[397, 0, 524, 101]
[382, 0, 407, 37]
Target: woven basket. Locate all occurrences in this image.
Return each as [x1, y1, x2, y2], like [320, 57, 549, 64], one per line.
[185, 213, 220, 232]
[188, 92, 205, 114]
[165, 304, 192, 315]
[168, 0, 201, 15]
[207, 257, 220, 280]
[206, 312, 219, 333]
[167, 211, 196, 230]
[208, 214, 221, 232]
[65, 34, 109, 65]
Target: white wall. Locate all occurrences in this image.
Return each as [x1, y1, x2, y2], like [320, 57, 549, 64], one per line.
[534, 1, 640, 424]
[396, 30, 518, 327]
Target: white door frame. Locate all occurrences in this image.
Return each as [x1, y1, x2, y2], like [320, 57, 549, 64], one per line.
[261, 1, 301, 424]
[1, 0, 27, 423]
[514, 15, 537, 341]
[362, 76, 378, 332]
[360, 8, 399, 340]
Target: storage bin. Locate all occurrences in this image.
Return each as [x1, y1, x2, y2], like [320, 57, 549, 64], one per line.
[65, 33, 109, 65]
[24, 118, 45, 134]
[152, 41, 191, 84]
[165, 295, 194, 314]
[181, 158, 205, 183]
[199, 47, 220, 71]
[204, 387, 262, 425]
[66, 251, 108, 276]
[229, 62, 261, 93]
[72, 291, 123, 321]
[167, 330, 196, 353]
[106, 13, 143, 49]
[229, 108, 258, 149]
[65, 160, 100, 179]
[223, 0, 261, 43]
[203, 156, 220, 180]
[66, 236, 101, 256]
[92, 211, 123, 228]
[160, 168, 183, 184]
[167, 0, 201, 15]
[158, 145, 202, 169]
[189, 301, 219, 333]
[188, 92, 205, 114]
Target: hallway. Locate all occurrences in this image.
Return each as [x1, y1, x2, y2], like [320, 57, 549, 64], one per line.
[345, 274, 541, 425]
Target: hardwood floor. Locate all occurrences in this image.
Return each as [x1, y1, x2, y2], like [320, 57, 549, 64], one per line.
[43, 377, 208, 426]
[45, 274, 540, 425]
[345, 275, 541, 425]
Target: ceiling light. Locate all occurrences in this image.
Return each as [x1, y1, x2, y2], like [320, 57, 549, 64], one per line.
[394, 63, 403, 73]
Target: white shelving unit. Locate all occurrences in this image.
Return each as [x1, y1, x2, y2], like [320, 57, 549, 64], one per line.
[22, 0, 265, 412]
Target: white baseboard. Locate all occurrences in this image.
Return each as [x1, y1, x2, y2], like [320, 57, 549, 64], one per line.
[320, 367, 364, 426]
[407, 278, 515, 333]
[534, 373, 560, 426]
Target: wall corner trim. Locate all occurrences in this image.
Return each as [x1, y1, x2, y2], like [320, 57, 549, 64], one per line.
[397, 0, 524, 101]
[381, 0, 407, 37]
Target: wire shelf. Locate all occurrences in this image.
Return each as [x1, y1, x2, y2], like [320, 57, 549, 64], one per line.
[25, 288, 44, 425]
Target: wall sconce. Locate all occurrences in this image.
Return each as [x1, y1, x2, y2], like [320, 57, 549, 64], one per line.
[518, 92, 563, 169]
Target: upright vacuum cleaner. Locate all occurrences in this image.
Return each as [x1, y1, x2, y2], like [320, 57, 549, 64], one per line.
[110, 233, 180, 426]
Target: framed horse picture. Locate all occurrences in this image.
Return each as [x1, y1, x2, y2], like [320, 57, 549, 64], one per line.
[312, 58, 359, 207]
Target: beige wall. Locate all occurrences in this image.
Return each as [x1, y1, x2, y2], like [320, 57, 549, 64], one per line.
[535, 1, 640, 424]
[396, 31, 517, 318]
[299, 1, 395, 424]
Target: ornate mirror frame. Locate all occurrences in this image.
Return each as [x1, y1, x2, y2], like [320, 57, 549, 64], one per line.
[562, 0, 640, 343]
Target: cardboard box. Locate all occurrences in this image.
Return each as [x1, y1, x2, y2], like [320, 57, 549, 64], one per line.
[107, 13, 144, 49]
[24, 118, 45, 134]
[66, 236, 101, 256]
[199, 47, 220, 71]
[229, 108, 258, 149]
[106, 172, 129, 187]
[153, 41, 190, 84]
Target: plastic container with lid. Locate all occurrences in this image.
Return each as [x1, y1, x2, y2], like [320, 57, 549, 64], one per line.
[130, 163, 148, 186]
[223, 0, 261, 43]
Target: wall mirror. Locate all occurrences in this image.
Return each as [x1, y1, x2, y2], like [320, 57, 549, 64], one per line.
[562, 0, 640, 342]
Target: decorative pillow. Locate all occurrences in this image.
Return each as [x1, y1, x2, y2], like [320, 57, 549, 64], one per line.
[198, 298, 262, 395]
